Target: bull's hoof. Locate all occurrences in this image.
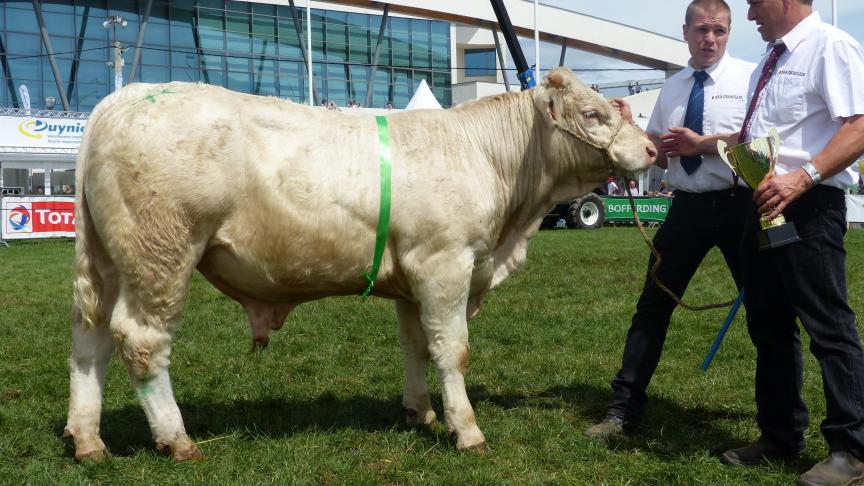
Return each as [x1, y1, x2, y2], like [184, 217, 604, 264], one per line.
[404, 407, 437, 426]
[458, 440, 488, 453]
[74, 447, 112, 463]
[173, 444, 204, 461]
[156, 441, 204, 461]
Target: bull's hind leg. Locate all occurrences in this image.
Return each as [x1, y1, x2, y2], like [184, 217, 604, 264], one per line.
[396, 300, 437, 426]
[414, 254, 486, 450]
[66, 303, 114, 462]
[111, 287, 203, 461]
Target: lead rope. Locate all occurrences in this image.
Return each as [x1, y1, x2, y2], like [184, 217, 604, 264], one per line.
[624, 182, 736, 311]
[555, 118, 735, 311]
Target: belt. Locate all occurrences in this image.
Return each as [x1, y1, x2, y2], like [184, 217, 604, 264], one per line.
[673, 187, 750, 200]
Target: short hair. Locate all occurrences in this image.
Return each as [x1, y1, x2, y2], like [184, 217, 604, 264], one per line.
[685, 0, 732, 26]
[800, 0, 813, 4]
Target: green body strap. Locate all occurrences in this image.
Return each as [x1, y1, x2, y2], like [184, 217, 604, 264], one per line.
[361, 116, 392, 299]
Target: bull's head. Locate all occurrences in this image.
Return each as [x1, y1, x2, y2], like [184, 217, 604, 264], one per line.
[532, 68, 656, 177]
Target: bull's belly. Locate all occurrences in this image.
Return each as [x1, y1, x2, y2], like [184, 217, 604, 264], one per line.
[197, 244, 367, 303]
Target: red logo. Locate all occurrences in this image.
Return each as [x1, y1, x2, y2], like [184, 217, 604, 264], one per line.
[32, 201, 75, 232]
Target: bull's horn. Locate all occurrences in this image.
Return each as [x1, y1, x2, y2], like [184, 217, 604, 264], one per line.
[547, 71, 566, 88]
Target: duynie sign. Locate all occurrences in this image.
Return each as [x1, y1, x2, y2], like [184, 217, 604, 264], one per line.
[0, 115, 87, 151]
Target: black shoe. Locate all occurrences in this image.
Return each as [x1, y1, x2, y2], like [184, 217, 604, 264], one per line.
[585, 414, 634, 440]
[798, 451, 864, 486]
[720, 440, 805, 466]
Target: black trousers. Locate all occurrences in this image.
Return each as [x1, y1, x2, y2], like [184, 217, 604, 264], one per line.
[742, 185, 864, 453]
[608, 187, 751, 423]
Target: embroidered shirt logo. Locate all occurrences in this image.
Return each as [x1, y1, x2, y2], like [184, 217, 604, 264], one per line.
[777, 69, 806, 77]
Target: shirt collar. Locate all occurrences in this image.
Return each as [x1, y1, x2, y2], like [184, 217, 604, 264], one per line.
[768, 11, 821, 54]
[686, 53, 728, 82]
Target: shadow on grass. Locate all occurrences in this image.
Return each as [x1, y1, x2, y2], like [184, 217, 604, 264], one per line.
[57, 381, 766, 463]
[472, 381, 772, 461]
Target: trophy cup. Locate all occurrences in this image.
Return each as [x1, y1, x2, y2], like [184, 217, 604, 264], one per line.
[717, 128, 800, 250]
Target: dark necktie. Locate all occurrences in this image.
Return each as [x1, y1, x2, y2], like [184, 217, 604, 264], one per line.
[681, 70, 709, 175]
[739, 43, 787, 143]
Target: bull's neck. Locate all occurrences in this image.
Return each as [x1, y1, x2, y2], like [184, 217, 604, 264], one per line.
[452, 91, 550, 223]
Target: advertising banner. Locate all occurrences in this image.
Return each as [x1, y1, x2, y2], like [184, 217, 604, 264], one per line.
[2, 196, 75, 240]
[601, 196, 671, 222]
[0, 115, 87, 150]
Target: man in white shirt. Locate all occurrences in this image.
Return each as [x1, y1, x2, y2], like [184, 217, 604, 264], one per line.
[585, 0, 755, 440]
[673, 1, 864, 483]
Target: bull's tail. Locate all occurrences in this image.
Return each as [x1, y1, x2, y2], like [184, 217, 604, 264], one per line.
[72, 115, 105, 329]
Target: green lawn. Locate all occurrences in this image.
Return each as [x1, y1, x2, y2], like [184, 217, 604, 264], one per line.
[1, 229, 863, 485]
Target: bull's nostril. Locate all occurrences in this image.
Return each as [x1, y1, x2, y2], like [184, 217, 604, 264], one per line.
[646, 145, 658, 159]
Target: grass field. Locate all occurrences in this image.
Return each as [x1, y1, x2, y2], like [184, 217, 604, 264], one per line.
[2, 228, 863, 485]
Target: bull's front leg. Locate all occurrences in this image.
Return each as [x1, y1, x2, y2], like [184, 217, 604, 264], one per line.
[395, 300, 437, 426]
[413, 255, 486, 451]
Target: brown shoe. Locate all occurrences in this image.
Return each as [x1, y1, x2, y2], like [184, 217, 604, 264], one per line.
[798, 452, 864, 486]
[585, 414, 631, 440]
[720, 440, 804, 466]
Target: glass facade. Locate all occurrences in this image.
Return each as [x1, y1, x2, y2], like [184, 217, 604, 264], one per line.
[464, 48, 495, 78]
[0, 0, 452, 111]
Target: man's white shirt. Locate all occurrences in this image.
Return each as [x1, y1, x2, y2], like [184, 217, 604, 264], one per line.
[747, 12, 864, 190]
[647, 54, 755, 193]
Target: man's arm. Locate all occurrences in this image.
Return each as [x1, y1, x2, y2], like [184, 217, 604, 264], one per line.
[755, 114, 864, 219]
[659, 127, 739, 158]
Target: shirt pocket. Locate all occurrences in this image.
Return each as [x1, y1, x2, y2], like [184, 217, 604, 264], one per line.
[764, 75, 806, 125]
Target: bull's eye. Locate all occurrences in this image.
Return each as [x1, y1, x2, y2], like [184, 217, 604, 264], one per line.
[583, 110, 598, 119]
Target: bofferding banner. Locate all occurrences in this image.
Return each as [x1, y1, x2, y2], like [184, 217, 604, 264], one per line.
[0, 115, 87, 150]
[2, 197, 75, 239]
[601, 196, 671, 222]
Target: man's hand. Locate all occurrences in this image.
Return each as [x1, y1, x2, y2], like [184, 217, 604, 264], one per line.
[658, 126, 703, 158]
[611, 98, 634, 125]
[754, 170, 813, 220]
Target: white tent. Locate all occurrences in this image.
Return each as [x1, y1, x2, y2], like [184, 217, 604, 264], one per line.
[404, 79, 442, 110]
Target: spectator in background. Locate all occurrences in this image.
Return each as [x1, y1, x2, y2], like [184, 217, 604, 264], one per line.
[657, 180, 673, 196]
[628, 82, 635, 95]
[626, 179, 640, 196]
[606, 176, 619, 196]
[858, 172, 864, 194]
[385, 101, 393, 111]
[36, 186, 44, 195]
[62, 184, 73, 195]
[634, 81, 642, 93]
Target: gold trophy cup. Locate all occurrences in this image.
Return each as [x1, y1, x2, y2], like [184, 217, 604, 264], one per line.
[717, 128, 800, 250]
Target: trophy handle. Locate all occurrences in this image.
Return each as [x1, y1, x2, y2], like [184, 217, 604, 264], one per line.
[767, 127, 781, 174]
[717, 140, 738, 175]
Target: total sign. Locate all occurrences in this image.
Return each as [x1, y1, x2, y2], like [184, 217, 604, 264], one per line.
[2, 197, 75, 240]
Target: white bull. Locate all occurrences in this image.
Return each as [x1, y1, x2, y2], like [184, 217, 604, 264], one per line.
[65, 68, 655, 461]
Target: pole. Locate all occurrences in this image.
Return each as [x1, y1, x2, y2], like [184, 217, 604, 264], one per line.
[364, 4, 390, 108]
[488, 0, 535, 90]
[832, 0, 838, 26]
[113, 39, 123, 92]
[534, 0, 540, 80]
[128, 0, 153, 84]
[307, 0, 313, 106]
[32, 0, 71, 110]
[491, 25, 511, 92]
[700, 289, 745, 371]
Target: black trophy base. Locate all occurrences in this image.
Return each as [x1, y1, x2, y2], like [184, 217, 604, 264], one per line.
[758, 221, 800, 251]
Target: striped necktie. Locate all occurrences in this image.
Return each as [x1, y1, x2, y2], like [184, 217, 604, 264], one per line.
[680, 70, 709, 175]
[739, 43, 787, 143]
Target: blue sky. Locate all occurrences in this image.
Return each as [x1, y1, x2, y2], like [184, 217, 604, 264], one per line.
[511, 1, 864, 95]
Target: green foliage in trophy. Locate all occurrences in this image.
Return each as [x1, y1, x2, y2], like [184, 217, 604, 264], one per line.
[717, 128, 800, 250]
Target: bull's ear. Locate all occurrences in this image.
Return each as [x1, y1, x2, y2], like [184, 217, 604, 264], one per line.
[534, 71, 567, 125]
